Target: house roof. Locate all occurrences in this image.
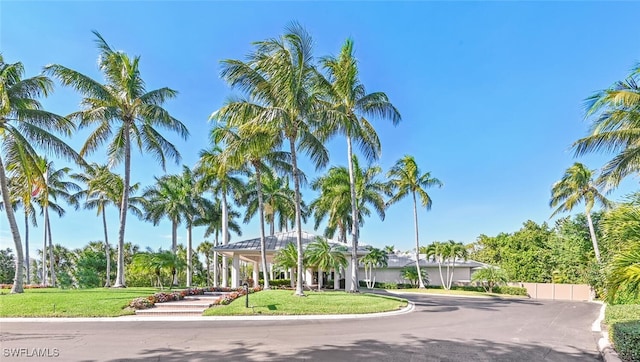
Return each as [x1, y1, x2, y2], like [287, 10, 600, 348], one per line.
[383, 253, 488, 269]
[214, 230, 369, 254]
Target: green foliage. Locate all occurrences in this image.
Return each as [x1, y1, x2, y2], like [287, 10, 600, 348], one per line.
[611, 321, 640, 362]
[74, 247, 107, 288]
[471, 266, 508, 293]
[400, 266, 428, 287]
[259, 279, 291, 288]
[492, 286, 528, 296]
[0, 248, 16, 284]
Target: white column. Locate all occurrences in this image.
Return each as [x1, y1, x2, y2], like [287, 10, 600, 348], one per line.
[305, 268, 313, 288]
[231, 254, 240, 288]
[269, 264, 274, 281]
[334, 268, 340, 290]
[253, 262, 259, 288]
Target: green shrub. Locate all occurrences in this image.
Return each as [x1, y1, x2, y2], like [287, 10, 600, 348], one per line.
[611, 320, 640, 362]
[493, 286, 528, 296]
[606, 304, 640, 325]
[260, 279, 291, 288]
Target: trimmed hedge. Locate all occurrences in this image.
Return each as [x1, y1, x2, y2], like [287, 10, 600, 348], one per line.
[259, 279, 291, 288]
[493, 286, 528, 296]
[611, 320, 640, 362]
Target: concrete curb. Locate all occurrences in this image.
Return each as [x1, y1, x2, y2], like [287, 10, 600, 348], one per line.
[591, 302, 622, 362]
[0, 301, 415, 323]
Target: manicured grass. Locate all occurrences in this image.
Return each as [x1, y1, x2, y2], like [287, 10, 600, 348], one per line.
[0, 287, 159, 317]
[203, 290, 408, 316]
[396, 288, 526, 298]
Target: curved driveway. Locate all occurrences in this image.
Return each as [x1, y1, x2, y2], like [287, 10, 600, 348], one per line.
[0, 293, 601, 361]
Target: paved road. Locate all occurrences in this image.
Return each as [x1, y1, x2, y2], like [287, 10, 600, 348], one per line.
[0, 293, 601, 361]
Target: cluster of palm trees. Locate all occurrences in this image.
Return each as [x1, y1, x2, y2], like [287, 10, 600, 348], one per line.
[2, 24, 446, 294]
[551, 62, 640, 299]
[422, 240, 468, 290]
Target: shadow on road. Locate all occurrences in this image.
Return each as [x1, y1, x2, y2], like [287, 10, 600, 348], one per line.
[105, 336, 600, 362]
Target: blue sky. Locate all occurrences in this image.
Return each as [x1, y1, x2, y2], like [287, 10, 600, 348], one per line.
[1, 1, 639, 256]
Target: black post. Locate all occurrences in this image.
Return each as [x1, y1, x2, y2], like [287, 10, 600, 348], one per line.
[243, 282, 249, 308]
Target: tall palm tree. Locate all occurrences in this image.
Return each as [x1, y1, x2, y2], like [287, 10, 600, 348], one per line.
[319, 38, 401, 293]
[197, 241, 215, 287]
[244, 171, 296, 236]
[0, 55, 79, 293]
[143, 174, 184, 255]
[573, 63, 640, 188]
[35, 159, 80, 287]
[217, 23, 329, 296]
[72, 163, 143, 286]
[2, 169, 40, 285]
[387, 155, 443, 288]
[195, 145, 245, 287]
[193, 198, 242, 287]
[361, 246, 388, 288]
[306, 237, 348, 290]
[273, 242, 306, 288]
[550, 162, 611, 263]
[310, 155, 389, 244]
[443, 240, 467, 290]
[212, 124, 293, 290]
[45, 31, 189, 287]
[424, 241, 447, 288]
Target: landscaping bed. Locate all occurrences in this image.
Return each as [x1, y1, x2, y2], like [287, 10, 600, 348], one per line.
[605, 304, 640, 362]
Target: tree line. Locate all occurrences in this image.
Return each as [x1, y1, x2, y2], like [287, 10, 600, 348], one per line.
[1, 23, 445, 294]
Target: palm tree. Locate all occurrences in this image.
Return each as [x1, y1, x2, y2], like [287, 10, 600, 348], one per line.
[71, 163, 143, 286]
[2, 169, 40, 285]
[45, 31, 189, 287]
[383, 245, 395, 255]
[197, 241, 215, 287]
[573, 63, 640, 188]
[193, 198, 242, 287]
[0, 55, 79, 293]
[306, 237, 348, 290]
[35, 159, 80, 287]
[195, 145, 245, 287]
[310, 156, 389, 244]
[424, 241, 447, 288]
[273, 242, 306, 288]
[361, 246, 388, 288]
[471, 266, 508, 293]
[217, 23, 329, 296]
[443, 240, 467, 290]
[143, 174, 184, 255]
[387, 155, 443, 288]
[319, 38, 401, 293]
[244, 171, 296, 236]
[212, 124, 293, 290]
[550, 162, 611, 263]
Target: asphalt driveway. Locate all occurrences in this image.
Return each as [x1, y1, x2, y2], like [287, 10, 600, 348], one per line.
[0, 293, 602, 361]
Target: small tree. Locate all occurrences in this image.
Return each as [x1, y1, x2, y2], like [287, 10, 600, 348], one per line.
[0, 248, 16, 284]
[401, 265, 428, 288]
[471, 266, 508, 293]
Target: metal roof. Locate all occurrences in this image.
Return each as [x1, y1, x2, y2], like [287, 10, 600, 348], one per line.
[214, 230, 369, 254]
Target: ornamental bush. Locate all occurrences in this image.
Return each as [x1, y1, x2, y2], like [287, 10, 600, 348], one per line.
[611, 320, 640, 362]
[128, 297, 154, 309]
[492, 286, 528, 296]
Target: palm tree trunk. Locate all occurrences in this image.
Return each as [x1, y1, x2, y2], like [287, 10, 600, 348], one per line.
[289, 138, 305, 296]
[46, 215, 56, 287]
[270, 220, 275, 236]
[114, 124, 131, 288]
[213, 249, 219, 287]
[205, 255, 211, 287]
[171, 220, 178, 286]
[221, 192, 229, 287]
[0, 155, 25, 293]
[448, 258, 456, 290]
[187, 223, 192, 288]
[24, 210, 30, 284]
[445, 255, 451, 290]
[413, 192, 425, 288]
[585, 211, 601, 263]
[346, 136, 359, 292]
[42, 195, 48, 286]
[438, 257, 445, 288]
[317, 268, 322, 290]
[102, 208, 111, 287]
[255, 166, 270, 290]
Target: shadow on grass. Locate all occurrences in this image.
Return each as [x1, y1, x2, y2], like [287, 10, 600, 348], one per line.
[103, 336, 600, 362]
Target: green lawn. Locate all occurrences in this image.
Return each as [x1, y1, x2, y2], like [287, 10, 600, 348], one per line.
[203, 290, 408, 316]
[0, 287, 159, 317]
